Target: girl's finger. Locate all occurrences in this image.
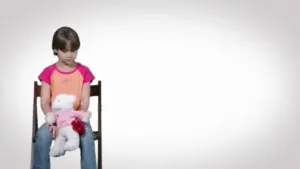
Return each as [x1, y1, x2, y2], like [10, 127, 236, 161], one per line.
[51, 127, 55, 137]
[54, 127, 58, 137]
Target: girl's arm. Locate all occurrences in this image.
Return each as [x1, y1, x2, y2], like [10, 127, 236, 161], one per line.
[41, 81, 57, 135]
[79, 82, 91, 111]
[40, 81, 52, 114]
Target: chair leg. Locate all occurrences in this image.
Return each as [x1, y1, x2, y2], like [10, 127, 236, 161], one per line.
[30, 142, 34, 169]
[98, 139, 101, 169]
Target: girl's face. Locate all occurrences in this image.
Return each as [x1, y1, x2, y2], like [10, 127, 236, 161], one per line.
[56, 49, 78, 65]
[54, 41, 78, 66]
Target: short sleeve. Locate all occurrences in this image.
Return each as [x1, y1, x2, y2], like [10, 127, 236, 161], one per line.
[83, 67, 95, 83]
[38, 67, 51, 85]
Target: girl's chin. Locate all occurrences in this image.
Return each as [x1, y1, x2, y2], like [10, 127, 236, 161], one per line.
[64, 60, 75, 65]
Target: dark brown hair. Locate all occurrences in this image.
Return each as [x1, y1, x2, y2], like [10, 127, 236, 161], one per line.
[52, 26, 80, 55]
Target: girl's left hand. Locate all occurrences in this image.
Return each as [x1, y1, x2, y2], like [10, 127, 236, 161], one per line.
[49, 125, 58, 137]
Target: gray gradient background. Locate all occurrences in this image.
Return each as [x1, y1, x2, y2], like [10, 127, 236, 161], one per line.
[1, 0, 300, 169]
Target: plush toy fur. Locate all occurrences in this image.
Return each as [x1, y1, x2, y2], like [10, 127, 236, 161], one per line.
[45, 94, 91, 157]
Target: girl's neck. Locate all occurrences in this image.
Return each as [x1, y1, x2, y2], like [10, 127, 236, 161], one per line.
[56, 61, 77, 68]
[55, 61, 78, 73]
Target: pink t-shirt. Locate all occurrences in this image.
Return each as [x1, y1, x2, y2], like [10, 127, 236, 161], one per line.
[38, 63, 95, 110]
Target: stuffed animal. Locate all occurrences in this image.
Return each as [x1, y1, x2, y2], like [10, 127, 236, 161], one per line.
[45, 93, 92, 157]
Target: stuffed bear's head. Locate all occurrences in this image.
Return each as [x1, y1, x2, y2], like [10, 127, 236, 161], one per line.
[51, 94, 76, 112]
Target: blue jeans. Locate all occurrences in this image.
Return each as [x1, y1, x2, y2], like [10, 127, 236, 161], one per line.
[32, 123, 97, 169]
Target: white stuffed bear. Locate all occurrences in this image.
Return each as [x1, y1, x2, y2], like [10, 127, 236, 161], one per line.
[45, 93, 92, 157]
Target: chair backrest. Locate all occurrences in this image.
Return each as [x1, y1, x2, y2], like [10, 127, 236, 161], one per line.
[33, 81, 102, 97]
[32, 81, 102, 137]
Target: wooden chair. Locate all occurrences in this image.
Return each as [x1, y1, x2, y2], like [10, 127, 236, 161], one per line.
[30, 80, 102, 169]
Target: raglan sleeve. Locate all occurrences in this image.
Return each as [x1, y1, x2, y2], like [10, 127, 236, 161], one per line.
[83, 67, 95, 83]
[38, 67, 52, 85]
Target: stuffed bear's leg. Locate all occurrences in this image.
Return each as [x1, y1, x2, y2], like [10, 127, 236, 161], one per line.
[62, 126, 80, 151]
[49, 133, 66, 157]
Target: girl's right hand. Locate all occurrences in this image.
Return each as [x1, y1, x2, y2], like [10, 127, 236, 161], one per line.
[49, 125, 58, 138]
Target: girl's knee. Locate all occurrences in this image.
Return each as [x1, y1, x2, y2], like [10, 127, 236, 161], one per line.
[81, 124, 94, 141]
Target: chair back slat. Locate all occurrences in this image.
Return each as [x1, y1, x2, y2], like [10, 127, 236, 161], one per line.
[90, 85, 100, 97]
[34, 84, 99, 97]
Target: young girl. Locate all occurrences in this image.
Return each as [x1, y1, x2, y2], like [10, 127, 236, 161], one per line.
[32, 26, 97, 169]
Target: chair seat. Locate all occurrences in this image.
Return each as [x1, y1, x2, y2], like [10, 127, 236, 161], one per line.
[32, 131, 100, 142]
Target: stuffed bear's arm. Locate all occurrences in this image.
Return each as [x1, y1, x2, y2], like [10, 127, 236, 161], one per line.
[45, 112, 57, 125]
[74, 111, 92, 122]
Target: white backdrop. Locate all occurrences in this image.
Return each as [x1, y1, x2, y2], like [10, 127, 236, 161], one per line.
[1, 0, 300, 169]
